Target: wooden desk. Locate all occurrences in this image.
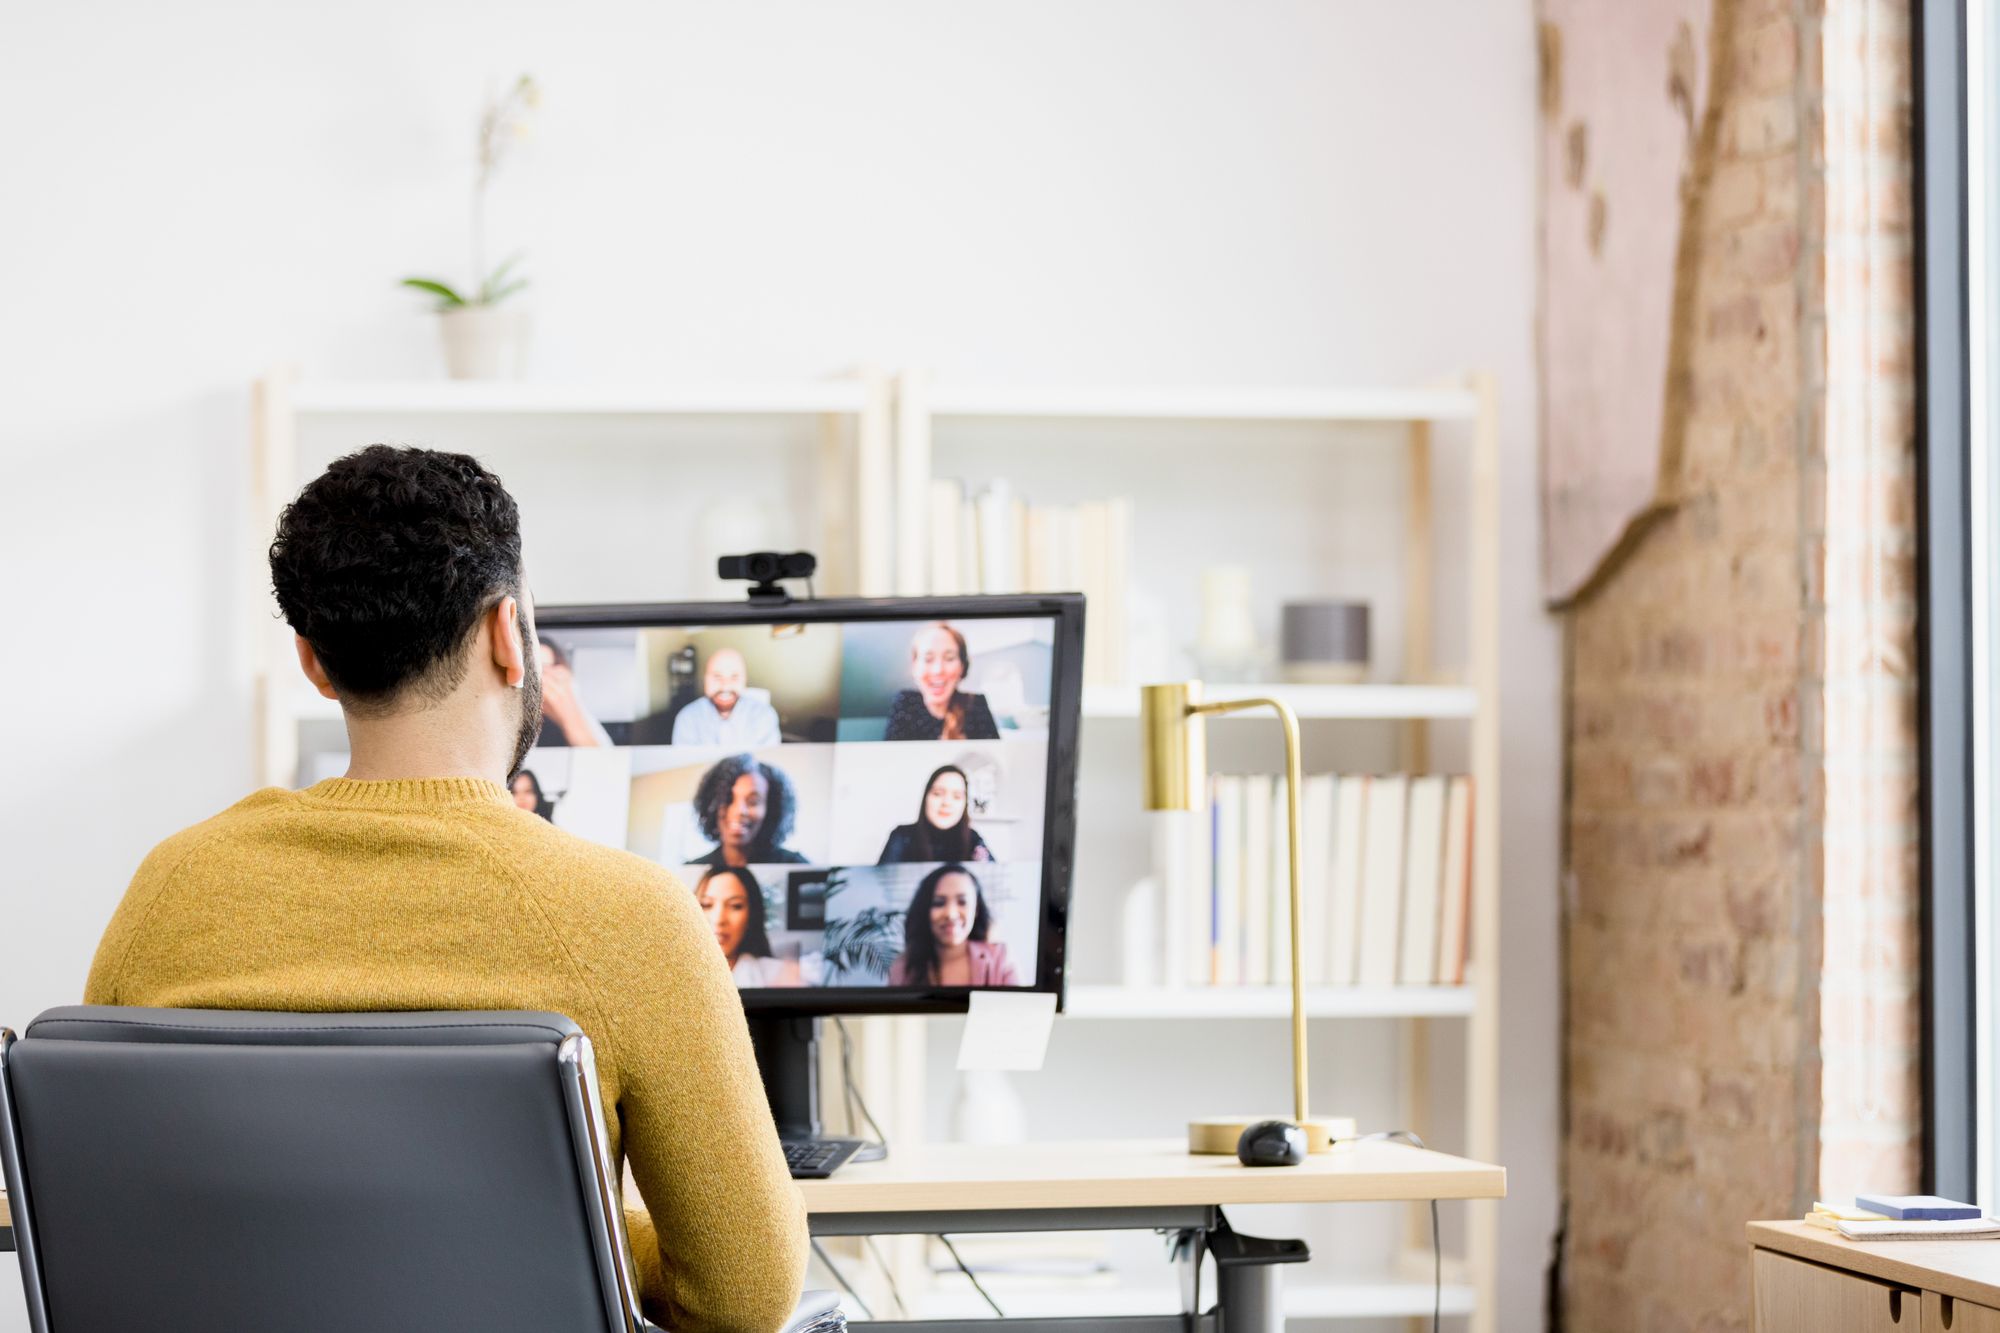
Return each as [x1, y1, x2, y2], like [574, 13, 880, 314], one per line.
[799, 1137, 1504, 1217]
[1750, 1219, 2000, 1330]
[800, 1139, 1502, 1332]
[4, 1145, 1507, 1329]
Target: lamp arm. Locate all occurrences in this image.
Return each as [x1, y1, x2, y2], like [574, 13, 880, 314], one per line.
[1189, 696, 1309, 1124]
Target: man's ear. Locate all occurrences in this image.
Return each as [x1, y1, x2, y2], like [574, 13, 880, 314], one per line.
[294, 636, 341, 701]
[490, 594, 527, 689]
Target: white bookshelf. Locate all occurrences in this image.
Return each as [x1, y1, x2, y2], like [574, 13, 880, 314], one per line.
[1080, 682, 1478, 721]
[289, 379, 869, 416]
[250, 365, 895, 787]
[922, 383, 1479, 423]
[1064, 984, 1475, 1020]
[884, 368, 1504, 1333]
[249, 363, 1502, 1332]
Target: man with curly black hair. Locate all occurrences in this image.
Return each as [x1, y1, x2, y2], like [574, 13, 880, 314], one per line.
[689, 753, 809, 868]
[84, 445, 808, 1333]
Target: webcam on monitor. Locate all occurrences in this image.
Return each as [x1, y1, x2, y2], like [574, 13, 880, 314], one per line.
[717, 551, 817, 602]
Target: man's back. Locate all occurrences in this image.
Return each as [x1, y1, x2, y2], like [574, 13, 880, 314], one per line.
[87, 776, 807, 1333]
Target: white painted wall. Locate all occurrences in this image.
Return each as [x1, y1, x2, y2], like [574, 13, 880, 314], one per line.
[0, 2, 1558, 1328]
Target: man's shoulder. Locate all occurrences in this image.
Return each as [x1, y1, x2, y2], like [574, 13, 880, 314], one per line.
[136, 787, 298, 872]
[487, 807, 685, 901]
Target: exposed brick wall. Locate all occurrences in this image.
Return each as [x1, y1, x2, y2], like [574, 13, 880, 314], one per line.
[1558, 0, 1916, 1328]
[1814, 0, 1919, 1204]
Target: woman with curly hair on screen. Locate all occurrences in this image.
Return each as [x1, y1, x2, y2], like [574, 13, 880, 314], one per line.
[877, 763, 993, 864]
[690, 753, 808, 868]
[693, 866, 803, 987]
[886, 863, 1020, 987]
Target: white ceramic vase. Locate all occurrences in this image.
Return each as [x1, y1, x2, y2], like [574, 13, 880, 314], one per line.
[437, 305, 528, 380]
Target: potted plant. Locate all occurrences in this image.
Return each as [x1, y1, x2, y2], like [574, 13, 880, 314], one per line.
[820, 871, 905, 984]
[401, 74, 538, 379]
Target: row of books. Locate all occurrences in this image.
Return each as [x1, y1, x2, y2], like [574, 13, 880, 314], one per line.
[926, 478, 1131, 687]
[1152, 772, 1475, 988]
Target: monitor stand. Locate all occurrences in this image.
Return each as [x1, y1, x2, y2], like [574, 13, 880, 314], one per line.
[749, 1015, 822, 1141]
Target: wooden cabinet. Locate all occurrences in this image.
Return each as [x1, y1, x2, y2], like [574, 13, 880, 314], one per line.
[1753, 1250, 1921, 1331]
[1752, 1222, 2000, 1332]
[1927, 1292, 2000, 1332]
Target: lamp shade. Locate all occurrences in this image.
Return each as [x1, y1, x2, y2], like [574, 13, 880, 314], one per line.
[1140, 681, 1207, 811]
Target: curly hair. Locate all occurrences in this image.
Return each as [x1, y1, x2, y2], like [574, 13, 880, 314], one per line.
[269, 445, 524, 710]
[899, 863, 993, 985]
[693, 753, 798, 855]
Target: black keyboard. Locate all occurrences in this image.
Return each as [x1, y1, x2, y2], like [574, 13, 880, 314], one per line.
[784, 1137, 864, 1179]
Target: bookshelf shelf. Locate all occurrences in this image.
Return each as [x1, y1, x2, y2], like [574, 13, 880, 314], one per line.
[1064, 984, 1474, 1019]
[1080, 682, 1477, 721]
[288, 380, 870, 416]
[924, 384, 1480, 423]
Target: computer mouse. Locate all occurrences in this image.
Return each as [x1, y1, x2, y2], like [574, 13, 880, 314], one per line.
[1236, 1119, 1307, 1167]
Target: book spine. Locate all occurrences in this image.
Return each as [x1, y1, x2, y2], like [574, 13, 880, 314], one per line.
[1399, 776, 1446, 985]
[1329, 774, 1368, 987]
[1300, 774, 1335, 985]
[1213, 774, 1244, 986]
[1437, 776, 1474, 985]
[1357, 775, 1408, 987]
[928, 478, 962, 595]
[1243, 773, 1272, 986]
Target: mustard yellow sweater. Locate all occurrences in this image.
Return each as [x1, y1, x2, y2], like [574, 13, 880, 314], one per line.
[85, 777, 807, 1333]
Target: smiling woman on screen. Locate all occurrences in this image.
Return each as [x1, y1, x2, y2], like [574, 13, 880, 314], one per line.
[690, 753, 807, 867]
[887, 863, 1019, 987]
[694, 867, 802, 987]
[883, 623, 1000, 741]
[877, 764, 993, 864]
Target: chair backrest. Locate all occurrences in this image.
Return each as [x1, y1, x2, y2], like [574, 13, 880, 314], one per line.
[0, 1007, 647, 1333]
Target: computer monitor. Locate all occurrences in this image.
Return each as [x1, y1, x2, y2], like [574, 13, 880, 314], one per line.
[526, 593, 1083, 1138]
[527, 593, 1082, 1019]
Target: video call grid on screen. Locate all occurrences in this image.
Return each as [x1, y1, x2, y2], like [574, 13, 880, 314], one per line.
[518, 595, 1083, 1013]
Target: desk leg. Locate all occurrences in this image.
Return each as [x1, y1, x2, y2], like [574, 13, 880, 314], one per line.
[1215, 1264, 1282, 1333]
[1209, 1211, 1310, 1333]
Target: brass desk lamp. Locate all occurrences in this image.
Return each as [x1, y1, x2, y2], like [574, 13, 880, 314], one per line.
[1141, 681, 1351, 1155]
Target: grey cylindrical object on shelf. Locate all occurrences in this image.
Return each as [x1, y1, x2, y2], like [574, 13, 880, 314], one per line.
[1279, 600, 1370, 684]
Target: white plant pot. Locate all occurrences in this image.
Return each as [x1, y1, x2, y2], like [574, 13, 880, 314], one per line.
[437, 305, 528, 380]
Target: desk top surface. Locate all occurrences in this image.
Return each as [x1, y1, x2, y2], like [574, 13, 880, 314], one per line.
[1750, 1220, 2000, 1307]
[796, 1138, 1506, 1213]
[0, 1140, 1505, 1231]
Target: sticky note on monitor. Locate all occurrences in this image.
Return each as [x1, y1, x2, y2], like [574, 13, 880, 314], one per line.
[956, 991, 1057, 1071]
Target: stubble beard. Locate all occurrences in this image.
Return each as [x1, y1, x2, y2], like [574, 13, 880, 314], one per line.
[508, 611, 545, 781]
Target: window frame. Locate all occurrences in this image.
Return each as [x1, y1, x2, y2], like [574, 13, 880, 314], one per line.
[1917, 0, 1977, 1204]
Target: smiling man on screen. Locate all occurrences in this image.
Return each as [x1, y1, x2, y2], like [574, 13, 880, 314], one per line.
[84, 445, 806, 1333]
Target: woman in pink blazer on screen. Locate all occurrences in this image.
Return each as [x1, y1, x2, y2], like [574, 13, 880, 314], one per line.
[886, 863, 1021, 987]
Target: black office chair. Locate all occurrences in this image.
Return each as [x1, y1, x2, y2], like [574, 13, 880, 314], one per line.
[0, 1007, 843, 1333]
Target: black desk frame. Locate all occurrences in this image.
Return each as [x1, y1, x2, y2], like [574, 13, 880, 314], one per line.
[813, 1203, 1309, 1333]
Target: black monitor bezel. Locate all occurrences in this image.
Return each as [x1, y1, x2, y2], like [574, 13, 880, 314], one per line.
[534, 592, 1083, 1017]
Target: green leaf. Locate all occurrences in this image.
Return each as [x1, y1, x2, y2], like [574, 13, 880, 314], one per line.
[479, 254, 526, 304]
[481, 278, 530, 307]
[400, 277, 466, 308]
